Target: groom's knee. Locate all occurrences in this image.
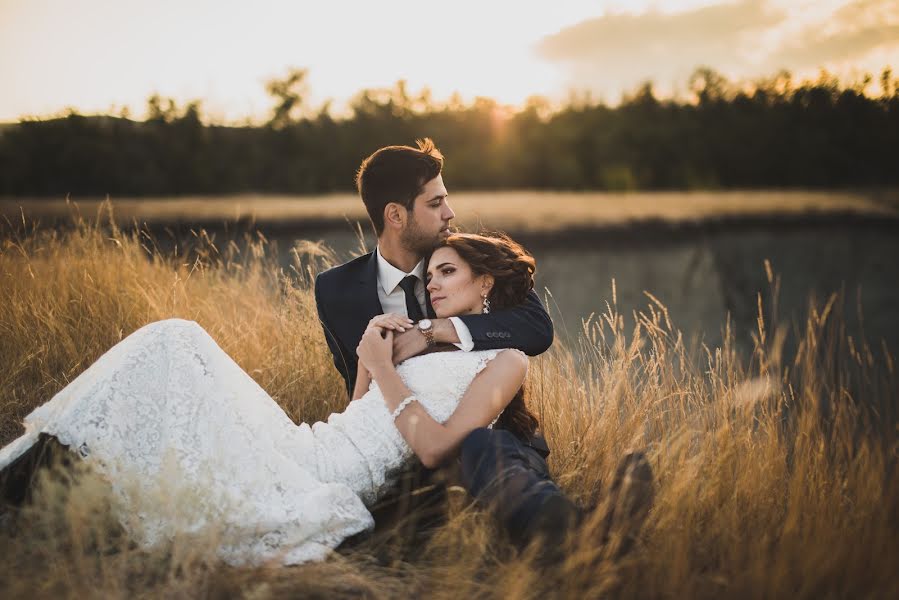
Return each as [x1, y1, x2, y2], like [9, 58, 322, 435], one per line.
[460, 428, 492, 461]
[459, 428, 492, 488]
[460, 428, 518, 493]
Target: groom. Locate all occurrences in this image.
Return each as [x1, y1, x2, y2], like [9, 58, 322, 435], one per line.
[314, 139, 601, 552]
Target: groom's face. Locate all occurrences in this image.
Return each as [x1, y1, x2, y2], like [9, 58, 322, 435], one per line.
[401, 175, 455, 256]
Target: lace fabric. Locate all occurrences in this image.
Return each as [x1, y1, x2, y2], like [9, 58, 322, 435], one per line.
[0, 319, 516, 566]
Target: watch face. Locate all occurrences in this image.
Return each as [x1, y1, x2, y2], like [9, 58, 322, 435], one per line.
[418, 319, 432, 330]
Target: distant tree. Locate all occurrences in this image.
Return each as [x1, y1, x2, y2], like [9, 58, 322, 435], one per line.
[881, 67, 897, 99]
[1, 66, 897, 196]
[265, 67, 309, 129]
[147, 94, 181, 123]
[689, 67, 731, 104]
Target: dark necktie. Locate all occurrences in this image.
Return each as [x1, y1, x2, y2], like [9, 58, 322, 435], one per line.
[398, 275, 425, 322]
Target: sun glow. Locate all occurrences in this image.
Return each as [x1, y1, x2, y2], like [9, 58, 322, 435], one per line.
[1, 0, 896, 122]
[0, 0, 591, 122]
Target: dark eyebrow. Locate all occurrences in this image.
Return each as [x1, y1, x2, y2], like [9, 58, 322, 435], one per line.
[426, 261, 455, 276]
[427, 193, 447, 203]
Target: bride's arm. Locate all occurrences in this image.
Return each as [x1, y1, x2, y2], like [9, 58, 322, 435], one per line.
[351, 363, 371, 401]
[353, 313, 414, 400]
[358, 328, 526, 469]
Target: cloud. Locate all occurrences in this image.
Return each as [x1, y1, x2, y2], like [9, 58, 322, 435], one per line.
[770, 0, 899, 69]
[539, 0, 785, 63]
[536, 0, 899, 100]
[771, 24, 899, 70]
[833, 0, 899, 29]
[537, 1, 786, 96]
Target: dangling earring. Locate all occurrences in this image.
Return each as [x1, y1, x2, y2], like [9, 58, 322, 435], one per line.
[482, 295, 491, 314]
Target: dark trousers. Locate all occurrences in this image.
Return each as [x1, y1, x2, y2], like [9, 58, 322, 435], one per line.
[459, 427, 574, 546]
[368, 460, 447, 531]
[340, 459, 448, 560]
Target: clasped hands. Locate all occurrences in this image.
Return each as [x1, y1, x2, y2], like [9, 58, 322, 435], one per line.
[356, 314, 429, 373]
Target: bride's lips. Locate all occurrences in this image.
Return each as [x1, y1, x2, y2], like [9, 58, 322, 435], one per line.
[430, 296, 446, 307]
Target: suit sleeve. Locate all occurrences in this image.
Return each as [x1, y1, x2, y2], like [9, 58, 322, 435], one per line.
[314, 273, 354, 396]
[456, 289, 554, 356]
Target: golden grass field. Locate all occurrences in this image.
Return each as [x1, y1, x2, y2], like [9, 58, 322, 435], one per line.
[3, 189, 898, 233]
[0, 209, 896, 599]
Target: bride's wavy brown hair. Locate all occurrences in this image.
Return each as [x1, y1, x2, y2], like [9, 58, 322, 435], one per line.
[438, 232, 540, 440]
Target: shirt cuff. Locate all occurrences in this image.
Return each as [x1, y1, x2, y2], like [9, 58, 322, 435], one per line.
[449, 317, 474, 351]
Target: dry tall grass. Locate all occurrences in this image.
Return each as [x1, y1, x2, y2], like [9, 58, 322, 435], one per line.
[1, 207, 896, 599]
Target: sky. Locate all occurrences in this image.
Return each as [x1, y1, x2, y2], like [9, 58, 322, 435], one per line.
[1, 0, 897, 123]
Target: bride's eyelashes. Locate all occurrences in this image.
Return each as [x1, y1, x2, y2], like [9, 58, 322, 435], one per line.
[425, 266, 456, 284]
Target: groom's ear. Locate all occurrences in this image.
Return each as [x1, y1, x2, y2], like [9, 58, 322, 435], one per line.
[383, 202, 407, 231]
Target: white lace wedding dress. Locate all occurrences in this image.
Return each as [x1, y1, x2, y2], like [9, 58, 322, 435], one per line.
[0, 319, 509, 566]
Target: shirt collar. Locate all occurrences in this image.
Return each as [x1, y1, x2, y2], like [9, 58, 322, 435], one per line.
[376, 246, 425, 296]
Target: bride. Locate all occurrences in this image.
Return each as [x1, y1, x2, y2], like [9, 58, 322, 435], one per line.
[0, 232, 536, 566]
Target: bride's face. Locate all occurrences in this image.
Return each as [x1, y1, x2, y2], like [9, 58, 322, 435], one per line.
[426, 247, 493, 318]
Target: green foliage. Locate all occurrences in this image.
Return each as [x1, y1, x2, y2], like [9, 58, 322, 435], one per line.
[1, 67, 898, 196]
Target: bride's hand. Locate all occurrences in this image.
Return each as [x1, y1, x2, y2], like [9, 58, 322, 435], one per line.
[367, 313, 414, 333]
[356, 327, 395, 375]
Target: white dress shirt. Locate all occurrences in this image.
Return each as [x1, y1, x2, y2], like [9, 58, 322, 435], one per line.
[376, 246, 474, 351]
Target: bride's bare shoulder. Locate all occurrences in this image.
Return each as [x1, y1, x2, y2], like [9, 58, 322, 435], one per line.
[478, 349, 528, 381]
[494, 348, 528, 369]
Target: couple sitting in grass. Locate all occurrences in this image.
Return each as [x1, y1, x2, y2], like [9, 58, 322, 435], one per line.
[0, 139, 652, 566]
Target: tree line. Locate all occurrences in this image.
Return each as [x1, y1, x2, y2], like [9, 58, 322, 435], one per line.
[1, 67, 897, 196]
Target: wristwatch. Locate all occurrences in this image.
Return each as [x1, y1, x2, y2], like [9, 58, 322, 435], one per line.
[417, 319, 436, 347]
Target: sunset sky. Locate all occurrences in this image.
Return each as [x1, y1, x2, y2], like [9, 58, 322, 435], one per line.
[1, 0, 897, 122]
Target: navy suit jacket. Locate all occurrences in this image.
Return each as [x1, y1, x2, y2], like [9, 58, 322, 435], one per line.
[314, 251, 554, 396]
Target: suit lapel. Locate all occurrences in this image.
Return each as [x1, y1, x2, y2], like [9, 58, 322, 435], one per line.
[360, 249, 434, 318]
[359, 251, 384, 319]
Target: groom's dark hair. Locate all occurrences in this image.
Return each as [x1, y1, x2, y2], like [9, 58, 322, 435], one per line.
[355, 138, 444, 235]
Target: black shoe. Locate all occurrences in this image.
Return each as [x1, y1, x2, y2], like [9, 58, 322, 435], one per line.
[523, 494, 582, 568]
[599, 451, 654, 559]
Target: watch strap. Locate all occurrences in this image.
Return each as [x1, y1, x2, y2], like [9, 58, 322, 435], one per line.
[419, 322, 436, 347]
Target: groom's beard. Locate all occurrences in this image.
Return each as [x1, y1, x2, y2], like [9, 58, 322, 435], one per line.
[400, 217, 443, 257]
